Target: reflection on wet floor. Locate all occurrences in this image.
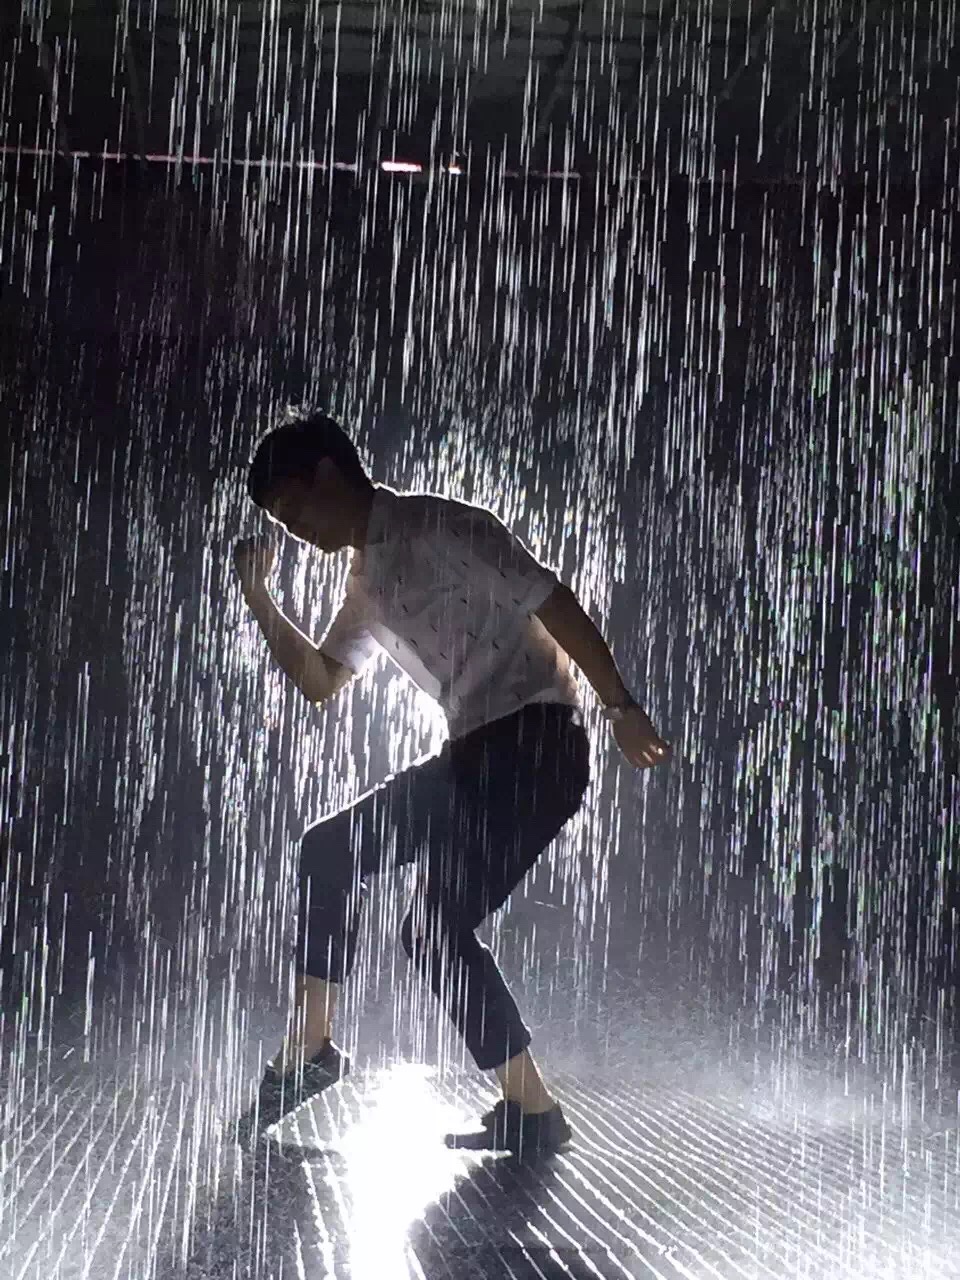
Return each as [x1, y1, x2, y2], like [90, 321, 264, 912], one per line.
[6, 999, 958, 1280]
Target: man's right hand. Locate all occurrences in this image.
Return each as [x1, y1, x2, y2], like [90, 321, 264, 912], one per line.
[233, 535, 276, 592]
[232, 540, 353, 706]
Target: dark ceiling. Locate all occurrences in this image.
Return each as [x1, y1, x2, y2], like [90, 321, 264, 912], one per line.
[4, 1, 957, 183]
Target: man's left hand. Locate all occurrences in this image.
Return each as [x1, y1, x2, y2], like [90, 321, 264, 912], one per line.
[613, 706, 672, 769]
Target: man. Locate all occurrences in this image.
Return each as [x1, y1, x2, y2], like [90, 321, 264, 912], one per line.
[234, 411, 671, 1156]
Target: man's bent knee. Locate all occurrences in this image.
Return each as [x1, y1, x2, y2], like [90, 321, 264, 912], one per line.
[400, 903, 460, 962]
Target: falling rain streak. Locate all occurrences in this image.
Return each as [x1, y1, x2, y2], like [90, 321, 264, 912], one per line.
[1, 1, 959, 1277]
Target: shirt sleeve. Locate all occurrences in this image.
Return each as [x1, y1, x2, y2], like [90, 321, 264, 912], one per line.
[451, 506, 561, 615]
[319, 566, 379, 674]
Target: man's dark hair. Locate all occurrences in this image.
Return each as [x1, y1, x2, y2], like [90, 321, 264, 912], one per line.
[246, 411, 369, 508]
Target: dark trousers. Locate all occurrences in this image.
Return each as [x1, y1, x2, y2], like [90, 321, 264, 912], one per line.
[295, 702, 590, 1071]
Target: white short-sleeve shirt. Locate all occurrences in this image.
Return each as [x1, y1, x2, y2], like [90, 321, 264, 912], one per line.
[320, 485, 580, 739]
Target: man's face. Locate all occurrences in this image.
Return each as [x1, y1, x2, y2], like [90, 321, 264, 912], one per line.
[264, 462, 351, 552]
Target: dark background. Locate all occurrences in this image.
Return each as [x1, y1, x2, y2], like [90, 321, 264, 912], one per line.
[2, 0, 958, 1066]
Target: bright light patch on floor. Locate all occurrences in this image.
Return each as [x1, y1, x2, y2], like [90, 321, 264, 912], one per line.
[335, 1066, 468, 1278]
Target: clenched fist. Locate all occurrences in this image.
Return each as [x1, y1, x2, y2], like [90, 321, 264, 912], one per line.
[233, 535, 276, 592]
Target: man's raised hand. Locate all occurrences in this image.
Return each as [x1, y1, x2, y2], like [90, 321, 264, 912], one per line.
[233, 535, 276, 592]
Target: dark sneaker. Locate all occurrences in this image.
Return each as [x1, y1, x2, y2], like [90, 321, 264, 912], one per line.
[446, 1098, 572, 1156]
[254, 1039, 350, 1131]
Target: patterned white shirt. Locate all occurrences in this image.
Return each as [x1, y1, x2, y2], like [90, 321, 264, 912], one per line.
[320, 485, 580, 739]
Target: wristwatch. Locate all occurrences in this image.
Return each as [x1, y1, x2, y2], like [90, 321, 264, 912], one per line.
[601, 695, 638, 722]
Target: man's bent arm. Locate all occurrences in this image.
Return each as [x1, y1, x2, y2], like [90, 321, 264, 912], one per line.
[535, 584, 632, 709]
[242, 581, 353, 704]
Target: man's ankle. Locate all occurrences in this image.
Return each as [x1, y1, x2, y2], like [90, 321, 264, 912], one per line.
[271, 1033, 331, 1072]
[503, 1092, 556, 1115]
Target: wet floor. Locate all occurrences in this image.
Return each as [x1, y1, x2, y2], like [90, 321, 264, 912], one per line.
[5, 973, 959, 1280]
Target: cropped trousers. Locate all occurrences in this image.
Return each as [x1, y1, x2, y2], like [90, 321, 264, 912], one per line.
[295, 702, 590, 1070]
